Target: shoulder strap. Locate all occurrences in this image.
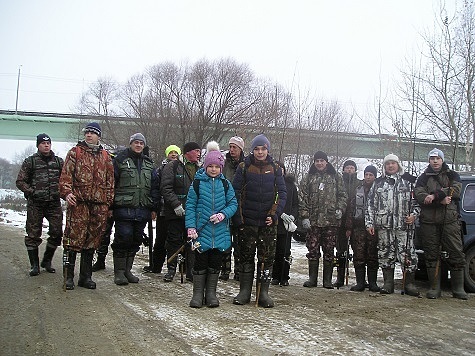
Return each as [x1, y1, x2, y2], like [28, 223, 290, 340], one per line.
[193, 178, 229, 199]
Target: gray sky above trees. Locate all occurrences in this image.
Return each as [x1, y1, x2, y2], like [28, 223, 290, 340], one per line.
[0, 0, 456, 161]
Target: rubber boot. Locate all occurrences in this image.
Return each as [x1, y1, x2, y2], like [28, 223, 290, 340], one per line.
[205, 268, 220, 307]
[113, 252, 129, 286]
[367, 268, 380, 292]
[92, 253, 106, 272]
[403, 271, 420, 297]
[27, 248, 40, 276]
[124, 252, 139, 283]
[78, 249, 96, 289]
[451, 269, 468, 300]
[380, 268, 394, 294]
[233, 272, 254, 305]
[257, 271, 274, 308]
[350, 266, 366, 291]
[303, 259, 319, 287]
[426, 267, 441, 299]
[65, 250, 76, 290]
[333, 258, 346, 288]
[163, 267, 176, 282]
[40, 245, 57, 273]
[189, 269, 207, 308]
[323, 260, 334, 289]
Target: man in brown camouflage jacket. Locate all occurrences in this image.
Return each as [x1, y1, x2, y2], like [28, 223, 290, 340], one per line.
[60, 122, 114, 290]
[16, 133, 64, 277]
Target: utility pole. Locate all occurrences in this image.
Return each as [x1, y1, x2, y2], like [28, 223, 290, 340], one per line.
[15, 65, 22, 114]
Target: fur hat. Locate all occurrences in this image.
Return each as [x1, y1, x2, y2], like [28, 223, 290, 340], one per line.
[165, 144, 181, 157]
[204, 141, 224, 171]
[129, 133, 146, 146]
[36, 133, 51, 147]
[428, 148, 444, 162]
[229, 136, 245, 151]
[364, 165, 378, 177]
[250, 134, 270, 151]
[183, 142, 201, 154]
[343, 160, 357, 171]
[313, 151, 328, 162]
[83, 122, 102, 137]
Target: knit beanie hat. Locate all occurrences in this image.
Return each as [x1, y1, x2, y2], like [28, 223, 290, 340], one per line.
[36, 133, 51, 147]
[313, 151, 328, 162]
[250, 134, 270, 151]
[129, 133, 146, 146]
[364, 165, 378, 177]
[428, 148, 444, 162]
[204, 141, 224, 171]
[229, 136, 245, 151]
[83, 122, 102, 137]
[165, 144, 181, 157]
[183, 141, 201, 154]
[383, 153, 403, 175]
[343, 160, 357, 171]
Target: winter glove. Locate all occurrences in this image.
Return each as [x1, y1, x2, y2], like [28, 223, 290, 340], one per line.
[210, 213, 225, 224]
[284, 221, 298, 232]
[187, 228, 198, 240]
[280, 213, 295, 225]
[335, 209, 342, 220]
[174, 205, 185, 217]
[302, 218, 311, 230]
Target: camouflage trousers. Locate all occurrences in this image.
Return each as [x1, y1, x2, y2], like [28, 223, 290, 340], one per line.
[25, 200, 63, 249]
[420, 222, 465, 270]
[305, 226, 337, 262]
[238, 225, 276, 273]
[350, 227, 378, 269]
[377, 228, 418, 272]
[63, 202, 109, 252]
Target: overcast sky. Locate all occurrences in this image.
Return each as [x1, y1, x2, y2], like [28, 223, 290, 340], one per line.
[0, 0, 456, 161]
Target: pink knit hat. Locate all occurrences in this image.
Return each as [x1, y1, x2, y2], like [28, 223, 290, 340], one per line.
[204, 141, 224, 171]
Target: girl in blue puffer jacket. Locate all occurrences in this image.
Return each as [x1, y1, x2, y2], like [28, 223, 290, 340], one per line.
[185, 141, 237, 308]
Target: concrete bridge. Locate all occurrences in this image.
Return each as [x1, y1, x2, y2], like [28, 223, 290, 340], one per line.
[0, 110, 467, 163]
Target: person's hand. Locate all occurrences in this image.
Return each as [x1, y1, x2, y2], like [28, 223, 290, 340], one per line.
[367, 226, 375, 235]
[66, 193, 77, 206]
[210, 213, 225, 224]
[424, 194, 435, 205]
[335, 209, 342, 220]
[302, 218, 311, 230]
[265, 216, 273, 226]
[405, 214, 416, 225]
[174, 205, 185, 217]
[280, 213, 295, 224]
[441, 196, 452, 205]
[151, 211, 157, 220]
[187, 228, 198, 240]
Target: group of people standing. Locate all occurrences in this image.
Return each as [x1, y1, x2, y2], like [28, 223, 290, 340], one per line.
[15, 124, 468, 309]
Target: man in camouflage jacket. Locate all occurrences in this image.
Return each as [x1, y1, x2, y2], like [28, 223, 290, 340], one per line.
[366, 154, 420, 296]
[60, 122, 114, 290]
[16, 133, 64, 277]
[299, 151, 347, 289]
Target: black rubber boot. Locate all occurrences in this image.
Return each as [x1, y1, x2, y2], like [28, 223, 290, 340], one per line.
[163, 267, 176, 282]
[78, 249, 96, 289]
[333, 258, 346, 288]
[303, 259, 319, 287]
[451, 269, 468, 300]
[350, 266, 366, 291]
[403, 271, 420, 297]
[65, 250, 77, 290]
[92, 253, 106, 272]
[124, 252, 139, 283]
[380, 268, 394, 294]
[40, 245, 57, 273]
[205, 268, 220, 307]
[113, 252, 129, 286]
[367, 268, 380, 292]
[27, 248, 40, 276]
[426, 267, 441, 299]
[233, 271, 254, 305]
[323, 260, 334, 289]
[257, 269, 274, 308]
[189, 269, 207, 308]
